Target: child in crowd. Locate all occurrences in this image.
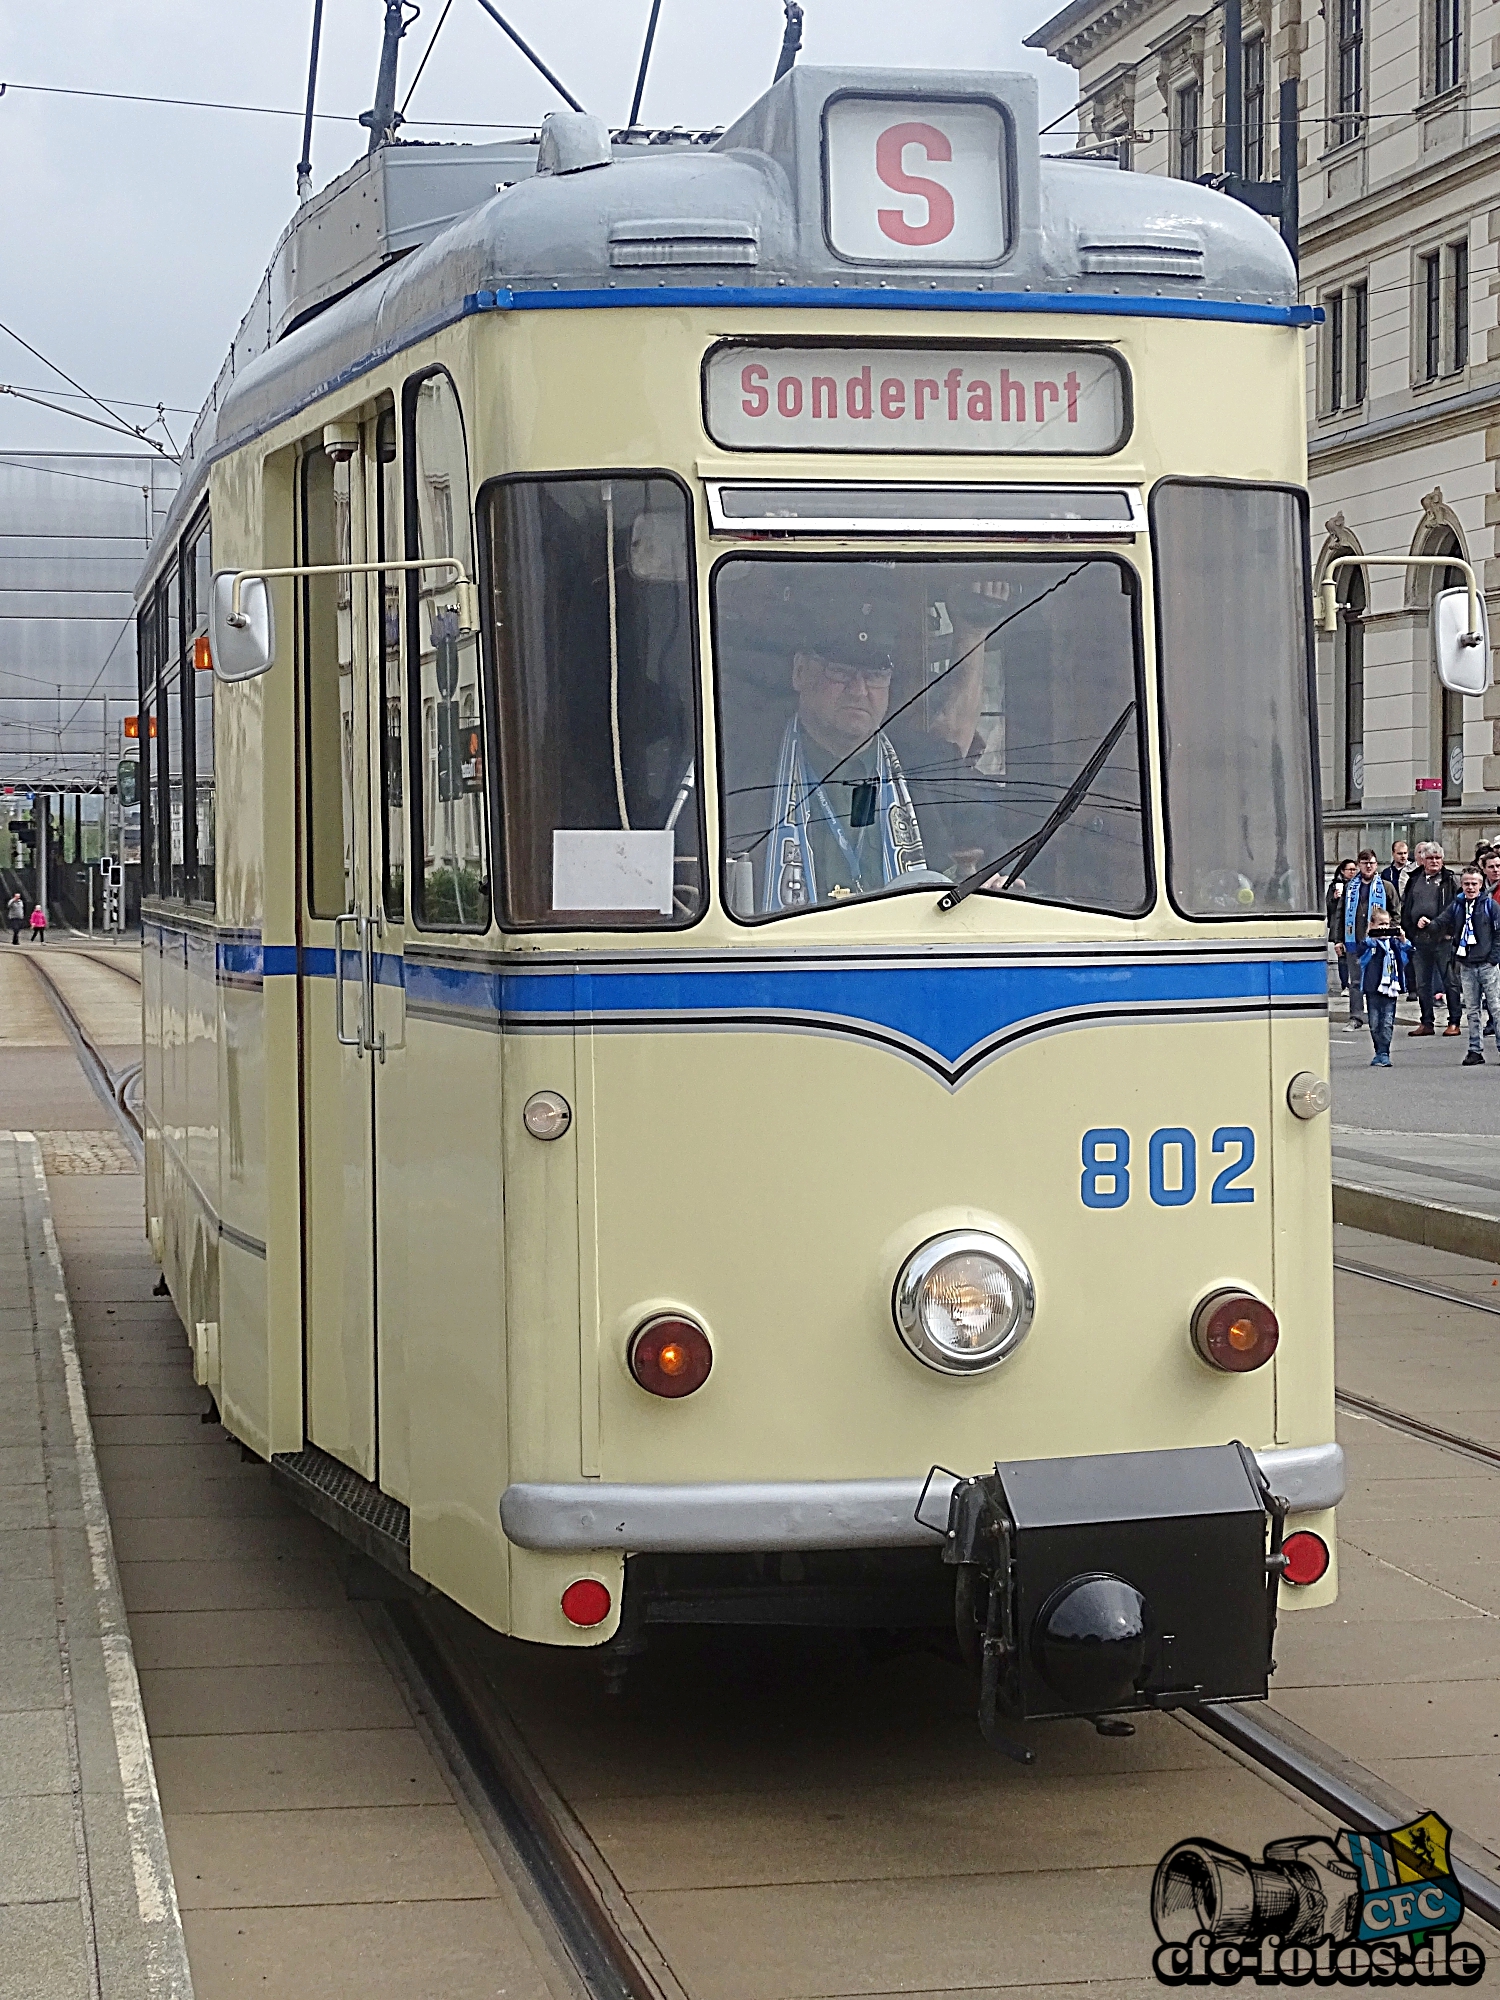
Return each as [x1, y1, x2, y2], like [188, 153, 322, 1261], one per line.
[1357, 908, 1411, 1068]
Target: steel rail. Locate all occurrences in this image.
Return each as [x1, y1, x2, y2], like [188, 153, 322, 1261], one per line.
[1335, 1387, 1500, 1472]
[1336, 1256, 1500, 1320]
[74, 947, 143, 988]
[23, 953, 143, 1156]
[377, 1599, 665, 2000]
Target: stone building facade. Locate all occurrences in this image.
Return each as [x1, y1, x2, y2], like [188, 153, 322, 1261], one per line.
[1027, 0, 1500, 862]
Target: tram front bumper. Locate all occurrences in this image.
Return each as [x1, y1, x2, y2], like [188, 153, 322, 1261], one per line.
[497, 1440, 1343, 1552]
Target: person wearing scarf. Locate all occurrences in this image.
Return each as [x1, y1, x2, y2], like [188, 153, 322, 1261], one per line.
[1432, 866, 1500, 1064]
[760, 591, 927, 912]
[1341, 850, 1387, 1032]
[1357, 910, 1411, 1067]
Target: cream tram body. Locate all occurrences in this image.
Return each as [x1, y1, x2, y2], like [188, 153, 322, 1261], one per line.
[136, 66, 1339, 1711]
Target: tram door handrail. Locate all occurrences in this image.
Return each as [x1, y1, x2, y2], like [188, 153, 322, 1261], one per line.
[333, 911, 367, 1054]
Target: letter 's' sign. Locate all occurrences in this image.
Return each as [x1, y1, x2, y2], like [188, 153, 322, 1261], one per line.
[704, 345, 1127, 455]
[824, 95, 1007, 264]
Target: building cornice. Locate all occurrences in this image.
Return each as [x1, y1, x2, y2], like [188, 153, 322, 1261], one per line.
[1025, 0, 1160, 67]
[1302, 126, 1500, 252]
[1308, 377, 1500, 474]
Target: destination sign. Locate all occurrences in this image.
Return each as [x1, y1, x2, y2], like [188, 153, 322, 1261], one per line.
[704, 345, 1127, 455]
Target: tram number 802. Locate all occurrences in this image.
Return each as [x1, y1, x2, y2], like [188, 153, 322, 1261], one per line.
[1080, 1126, 1255, 1211]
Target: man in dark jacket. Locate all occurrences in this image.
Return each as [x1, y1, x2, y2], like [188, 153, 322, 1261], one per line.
[1432, 866, 1500, 1064]
[1402, 844, 1462, 1035]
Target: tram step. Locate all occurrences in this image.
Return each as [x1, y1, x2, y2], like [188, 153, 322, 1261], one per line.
[270, 1443, 428, 1593]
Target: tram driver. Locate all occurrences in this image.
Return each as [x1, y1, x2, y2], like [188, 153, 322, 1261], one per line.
[758, 574, 930, 913]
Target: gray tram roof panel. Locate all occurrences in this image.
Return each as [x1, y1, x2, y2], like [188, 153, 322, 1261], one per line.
[144, 66, 1297, 590]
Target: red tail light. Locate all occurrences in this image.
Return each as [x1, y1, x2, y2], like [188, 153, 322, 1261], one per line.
[629, 1315, 713, 1398]
[1191, 1290, 1279, 1373]
[1280, 1531, 1330, 1587]
[561, 1579, 612, 1626]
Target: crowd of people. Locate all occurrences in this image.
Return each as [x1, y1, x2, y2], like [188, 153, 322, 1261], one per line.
[1327, 839, 1500, 1066]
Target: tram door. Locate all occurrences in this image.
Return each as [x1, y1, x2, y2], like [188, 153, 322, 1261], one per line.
[296, 412, 407, 1492]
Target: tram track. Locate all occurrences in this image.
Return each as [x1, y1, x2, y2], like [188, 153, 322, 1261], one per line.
[29, 969, 1500, 1972]
[377, 1600, 663, 2000]
[21, 950, 143, 1157]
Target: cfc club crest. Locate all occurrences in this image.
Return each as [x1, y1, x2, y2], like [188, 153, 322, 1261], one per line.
[1151, 1812, 1486, 1987]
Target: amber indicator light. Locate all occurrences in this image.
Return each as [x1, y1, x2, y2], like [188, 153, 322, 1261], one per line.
[1280, 1531, 1330, 1587]
[1191, 1290, 1279, 1373]
[193, 633, 213, 672]
[629, 1315, 713, 1399]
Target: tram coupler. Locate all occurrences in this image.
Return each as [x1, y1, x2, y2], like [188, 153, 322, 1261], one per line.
[930, 1442, 1284, 1742]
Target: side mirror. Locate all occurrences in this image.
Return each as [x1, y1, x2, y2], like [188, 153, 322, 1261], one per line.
[1433, 586, 1490, 697]
[209, 571, 276, 682]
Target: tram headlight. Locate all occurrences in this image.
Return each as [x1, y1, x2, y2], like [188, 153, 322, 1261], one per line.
[893, 1231, 1035, 1375]
[1191, 1288, 1279, 1373]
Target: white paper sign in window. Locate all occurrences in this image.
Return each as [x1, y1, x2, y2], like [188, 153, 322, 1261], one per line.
[552, 829, 675, 915]
[824, 96, 1007, 265]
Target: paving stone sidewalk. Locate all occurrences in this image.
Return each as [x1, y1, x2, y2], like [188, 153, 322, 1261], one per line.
[0, 1129, 190, 2000]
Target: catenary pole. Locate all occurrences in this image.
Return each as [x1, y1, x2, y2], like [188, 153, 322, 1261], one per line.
[1222, 0, 1242, 180]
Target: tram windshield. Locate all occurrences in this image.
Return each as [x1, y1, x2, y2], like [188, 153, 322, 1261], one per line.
[714, 556, 1148, 920]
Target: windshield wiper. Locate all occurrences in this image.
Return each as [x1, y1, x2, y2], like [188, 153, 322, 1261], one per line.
[937, 701, 1136, 912]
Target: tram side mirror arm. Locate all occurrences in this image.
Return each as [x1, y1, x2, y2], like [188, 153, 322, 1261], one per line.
[209, 571, 276, 682]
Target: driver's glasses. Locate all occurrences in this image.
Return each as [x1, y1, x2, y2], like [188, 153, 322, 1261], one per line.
[817, 665, 893, 693]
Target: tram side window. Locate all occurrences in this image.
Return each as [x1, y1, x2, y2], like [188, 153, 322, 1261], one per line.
[481, 476, 702, 929]
[136, 607, 155, 898]
[300, 448, 354, 919]
[1151, 482, 1319, 918]
[166, 564, 185, 898]
[188, 518, 214, 907]
[404, 370, 489, 930]
[375, 406, 404, 923]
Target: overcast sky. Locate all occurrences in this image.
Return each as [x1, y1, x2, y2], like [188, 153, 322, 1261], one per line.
[0, 2, 1076, 458]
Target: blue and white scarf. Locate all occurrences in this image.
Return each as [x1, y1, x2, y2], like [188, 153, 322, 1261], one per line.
[1458, 898, 1479, 959]
[1344, 873, 1388, 948]
[1373, 937, 1404, 997]
[761, 717, 926, 912]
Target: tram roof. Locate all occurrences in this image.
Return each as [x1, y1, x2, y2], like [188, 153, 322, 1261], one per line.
[139, 64, 1300, 596]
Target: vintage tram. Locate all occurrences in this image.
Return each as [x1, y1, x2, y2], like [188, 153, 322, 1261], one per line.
[136, 62, 1340, 1737]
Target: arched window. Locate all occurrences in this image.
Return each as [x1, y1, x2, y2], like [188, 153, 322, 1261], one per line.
[1339, 566, 1365, 807]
